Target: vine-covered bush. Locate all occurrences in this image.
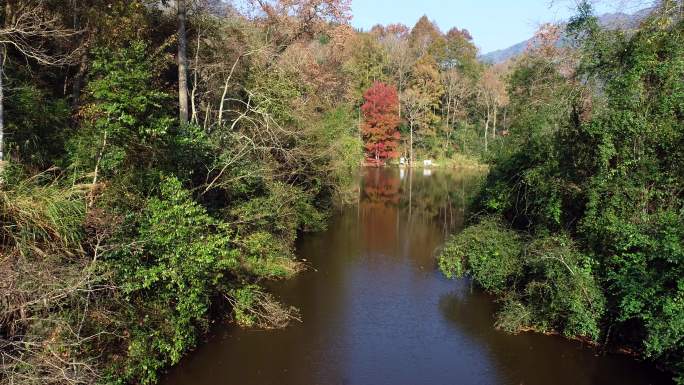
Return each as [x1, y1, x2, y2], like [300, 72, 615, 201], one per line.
[441, 3, 684, 381]
[439, 222, 605, 341]
[1, 10, 362, 382]
[439, 218, 523, 294]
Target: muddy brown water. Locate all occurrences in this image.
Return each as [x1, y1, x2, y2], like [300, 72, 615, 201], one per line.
[161, 167, 672, 385]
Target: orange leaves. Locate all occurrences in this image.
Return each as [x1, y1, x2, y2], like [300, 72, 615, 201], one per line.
[251, 0, 351, 43]
[361, 82, 401, 163]
[528, 23, 563, 59]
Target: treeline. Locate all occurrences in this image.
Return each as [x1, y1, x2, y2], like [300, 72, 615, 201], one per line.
[439, 1, 684, 382]
[353, 17, 508, 164]
[0, 0, 365, 384]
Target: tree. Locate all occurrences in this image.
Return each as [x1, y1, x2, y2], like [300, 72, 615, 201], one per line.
[527, 22, 563, 59]
[441, 27, 479, 76]
[0, 1, 78, 163]
[408, 15, 442, 57]
[178, 0, 190, 123]
[77, 42, 173, 181]
[361, 82, 401, 164]
[441, 68, 475, 150]
[477, 65, 508, 151]
[443, 2, 684, 381]
[402, 87, 430, 165]
[404, 53, 444, 156]
[0, 0, 364, 383]
[378, 24, 413, 101]
[250, 0, 352, 48]
[345, 33, 388, 100]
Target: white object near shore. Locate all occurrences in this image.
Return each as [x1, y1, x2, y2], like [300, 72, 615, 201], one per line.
[423, 159, 433, 167]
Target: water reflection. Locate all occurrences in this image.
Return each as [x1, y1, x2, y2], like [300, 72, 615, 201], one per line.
[438, 282, 671, 385]
[160, 168, 671, 385]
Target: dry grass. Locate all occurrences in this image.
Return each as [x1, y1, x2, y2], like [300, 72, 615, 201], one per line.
[0, 172, 116, 385]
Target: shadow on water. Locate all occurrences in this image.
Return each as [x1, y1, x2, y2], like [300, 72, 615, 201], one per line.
[161, 167, 672, 385]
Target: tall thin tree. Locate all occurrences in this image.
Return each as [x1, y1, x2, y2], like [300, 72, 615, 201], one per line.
[0, 46, 4, 163]
[177, 0, 189, 123]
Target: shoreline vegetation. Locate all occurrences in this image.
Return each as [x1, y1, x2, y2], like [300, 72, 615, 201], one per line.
[0, 0, 682, 384]
[362, 156, 489, 170]
[438, 2, 684, 382]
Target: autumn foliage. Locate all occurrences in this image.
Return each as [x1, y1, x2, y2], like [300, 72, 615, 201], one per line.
[361, 82, 401, 163]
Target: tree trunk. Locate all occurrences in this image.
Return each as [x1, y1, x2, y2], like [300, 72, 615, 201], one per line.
[90, 128, 108, 207]
[0, 48, 4, 163]
[203, 101, 211, 132]
[408, 164, 413, 220]
[503, 108, 507, 132]
[1, 2, 10, 166]
[71, 40, 90, 109]
[462, 128, 467, 154]
[444, 95, 451, 153]
[398, 73, 403, 119]
[445, 96, 450, 131]
[409, 120, 414, 166]
[218, 76, 231, 125]
[177, 0, 189, 124]
[484, 110, 490, 153]
[492, 107, 497, 139]
[191, 30, 200, 124]
[69, 0, 89, 110]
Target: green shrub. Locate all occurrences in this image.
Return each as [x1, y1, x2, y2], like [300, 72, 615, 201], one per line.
[446, 6, 684, 380]
[440, 218, 604, 341]
[439, 218, 523, 294]
[522, 235, 605, 340]
[108, 176, 308, 384]
[112, 176, 237, 383]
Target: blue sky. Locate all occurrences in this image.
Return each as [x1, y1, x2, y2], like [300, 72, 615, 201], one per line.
[350, 1, 617, 54]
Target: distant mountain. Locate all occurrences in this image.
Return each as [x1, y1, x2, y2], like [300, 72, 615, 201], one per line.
[479, 40, 529, 65]
[479, 7, 654, 64]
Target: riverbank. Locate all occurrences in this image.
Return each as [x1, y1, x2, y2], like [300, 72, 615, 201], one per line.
[161, 167, 671, 385]
[363, 154, 489, 171]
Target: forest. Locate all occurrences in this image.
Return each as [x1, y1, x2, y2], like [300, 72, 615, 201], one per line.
[0, 0, 681, 384]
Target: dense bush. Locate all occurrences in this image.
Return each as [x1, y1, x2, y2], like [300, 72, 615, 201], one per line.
[0, 3, 362, 383]
[441, 3, 684, 381]
[439, 221, 605, 340]
[439, 218, 523, 294]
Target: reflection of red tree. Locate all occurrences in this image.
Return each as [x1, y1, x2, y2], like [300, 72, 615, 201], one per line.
[361, 170, 401, 254]
[362, 170, 400, 206]
[361, 82, 401, 164]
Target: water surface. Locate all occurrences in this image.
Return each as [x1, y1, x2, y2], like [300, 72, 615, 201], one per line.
[162, 167, 671, 385]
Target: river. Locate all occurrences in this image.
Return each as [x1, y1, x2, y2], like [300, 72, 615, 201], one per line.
[161, 167, 671, 385]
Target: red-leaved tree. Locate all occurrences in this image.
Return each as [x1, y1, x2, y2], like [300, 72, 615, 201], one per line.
[361, 82, 401, 164]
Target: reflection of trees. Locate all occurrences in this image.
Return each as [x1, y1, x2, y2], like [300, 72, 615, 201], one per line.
[358, 167, 484, 258]
[400, 169, 483, 235]
[360, 167, 483, 220]
[437, 289, 671, 385]
[362, 168, 401, 207]
[360, 168, 401, 254]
